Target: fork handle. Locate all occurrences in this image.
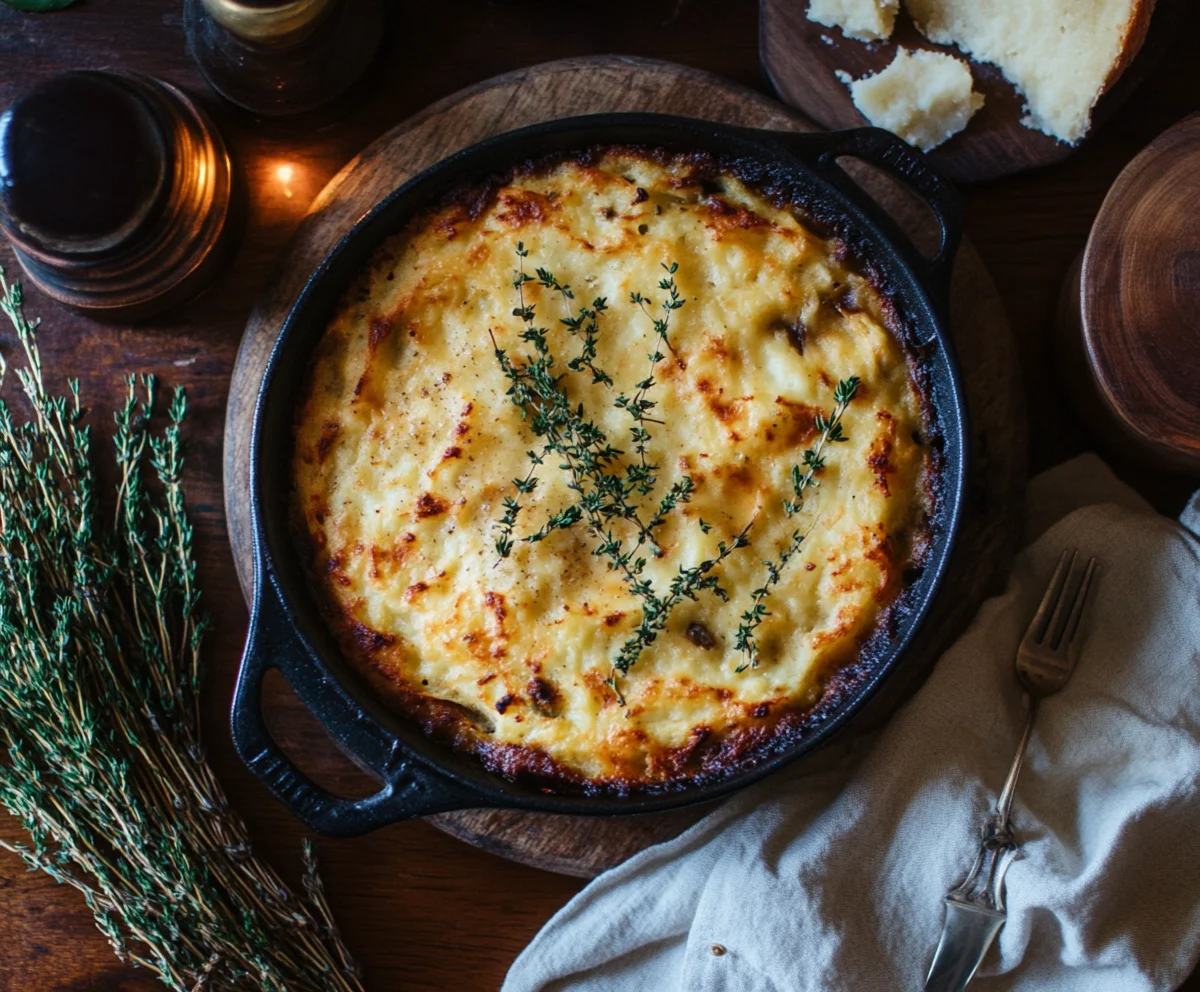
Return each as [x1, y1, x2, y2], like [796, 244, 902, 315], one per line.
[994, 695, 1038, 830]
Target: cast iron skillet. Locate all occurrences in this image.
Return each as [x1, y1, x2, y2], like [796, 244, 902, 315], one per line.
[233, 113, 968, 836]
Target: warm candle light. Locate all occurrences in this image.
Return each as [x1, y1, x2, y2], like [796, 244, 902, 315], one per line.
[276, 162, 295, 198]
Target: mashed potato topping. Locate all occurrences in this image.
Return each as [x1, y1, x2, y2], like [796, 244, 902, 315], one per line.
[292, 149, 935, 791]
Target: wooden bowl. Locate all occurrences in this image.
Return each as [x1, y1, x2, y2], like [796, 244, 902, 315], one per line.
[1057, 112, 1200, 474]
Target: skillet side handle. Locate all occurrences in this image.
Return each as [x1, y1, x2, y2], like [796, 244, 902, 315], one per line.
[778, 127, 962, 318]
[232, 573, 486, 836]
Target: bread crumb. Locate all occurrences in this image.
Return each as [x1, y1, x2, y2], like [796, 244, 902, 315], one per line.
[807, 0, 898, 41]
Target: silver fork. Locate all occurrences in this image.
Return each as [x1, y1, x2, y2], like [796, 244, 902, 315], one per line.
[923, 549, 1100, 992]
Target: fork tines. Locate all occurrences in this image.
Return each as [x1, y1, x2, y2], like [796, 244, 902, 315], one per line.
[1024, 549, 1100, 655]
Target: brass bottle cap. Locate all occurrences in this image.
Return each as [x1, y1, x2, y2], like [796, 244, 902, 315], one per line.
[199, 0, 334, 43]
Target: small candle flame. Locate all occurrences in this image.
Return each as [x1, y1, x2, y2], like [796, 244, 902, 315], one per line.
[276, 163, 295, 199]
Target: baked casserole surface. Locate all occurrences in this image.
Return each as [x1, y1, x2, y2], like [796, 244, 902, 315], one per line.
[292, 147, 937, 793]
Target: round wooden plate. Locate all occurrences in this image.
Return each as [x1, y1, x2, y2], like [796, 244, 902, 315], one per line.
[1057, 112, 1200, 473]
[223, 55, 1026, 878]
[760, 0, 1185, 184]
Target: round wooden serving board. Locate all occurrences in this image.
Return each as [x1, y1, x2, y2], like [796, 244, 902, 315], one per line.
[1057, 111, 1200, 474]
[223, 55, 1026, 878]
[760, 0, 1185, 184]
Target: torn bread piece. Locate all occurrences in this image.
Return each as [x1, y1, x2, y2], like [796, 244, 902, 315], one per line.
[904, 0, 1155, 144]
[846, 47, 984, 151]
[807, 0, 899, 41]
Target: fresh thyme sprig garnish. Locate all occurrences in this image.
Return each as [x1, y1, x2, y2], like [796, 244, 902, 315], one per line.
[611, 522, 752, 692]
[0, 272, 362, 991]
[619, 265, 696, 553]
[538, 264, 613, 389]
[490, 242, 628, 560]
[735, 375, 861, 671]
[490, 245, 751, 700]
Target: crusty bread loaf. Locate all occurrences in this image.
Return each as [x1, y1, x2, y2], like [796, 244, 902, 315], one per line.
[807, 0, 899, 41]
[904, 0, 1156, 143]
[846, 48, 984, 151]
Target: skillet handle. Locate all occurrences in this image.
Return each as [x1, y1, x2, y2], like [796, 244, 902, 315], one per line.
[775, 127, 962, 317]
[232, 571, 486, 836]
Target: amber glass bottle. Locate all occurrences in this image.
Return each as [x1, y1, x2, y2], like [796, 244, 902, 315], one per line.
[184, 0, 384, 117]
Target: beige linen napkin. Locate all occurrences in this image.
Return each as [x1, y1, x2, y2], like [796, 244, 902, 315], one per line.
[503, 455, 1200, 992]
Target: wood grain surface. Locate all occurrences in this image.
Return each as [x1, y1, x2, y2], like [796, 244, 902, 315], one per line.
[1060, 112, 1200, 473]
[760, 0, 1184, 184]
[0, 2, 1198, 990]
[222, 55, 1027, 878]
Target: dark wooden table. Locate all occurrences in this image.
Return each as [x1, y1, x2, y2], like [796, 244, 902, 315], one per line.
[0, 3, 1196, 990]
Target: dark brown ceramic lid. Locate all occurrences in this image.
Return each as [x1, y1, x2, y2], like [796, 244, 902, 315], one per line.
[0, 70, 233, 321]
[1079, 112, 1200, 473]
[0, 72, 169, 255]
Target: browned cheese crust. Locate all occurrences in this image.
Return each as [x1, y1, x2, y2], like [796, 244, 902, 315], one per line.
[292, 147, 939, 794]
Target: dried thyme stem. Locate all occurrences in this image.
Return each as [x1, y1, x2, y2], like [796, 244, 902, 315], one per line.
[0, 271, 363, 992]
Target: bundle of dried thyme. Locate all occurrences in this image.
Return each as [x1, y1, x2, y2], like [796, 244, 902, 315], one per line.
[0, 272, 363, 991]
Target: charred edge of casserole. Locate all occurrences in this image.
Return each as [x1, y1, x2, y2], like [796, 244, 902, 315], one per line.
[314, 586, 929, 798]
[292, 479, 941, 798]
[288, 143, 951, 796]
[288, 478, 936, 797]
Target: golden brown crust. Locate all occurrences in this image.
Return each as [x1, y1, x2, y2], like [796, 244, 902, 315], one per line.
[292, 146, 941, 795]
[1104, 0, 1156, 92]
